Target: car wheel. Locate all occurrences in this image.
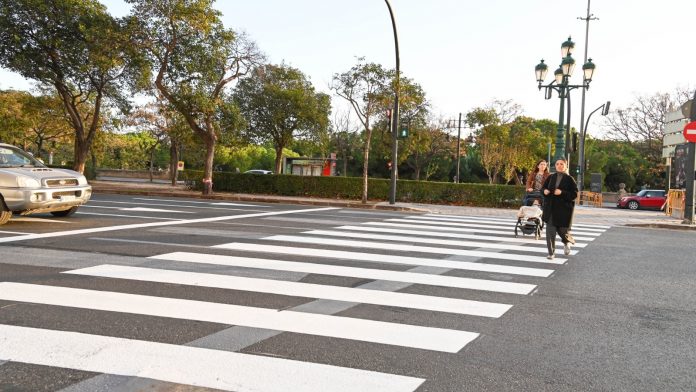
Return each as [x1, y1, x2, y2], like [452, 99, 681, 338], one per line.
[50, 206, 79, 217]
[0, 198, 11, 225]
[627, 200, 639, 210]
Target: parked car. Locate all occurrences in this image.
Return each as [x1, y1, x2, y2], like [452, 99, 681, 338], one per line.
[0, 143, 92, 225]
[616, 189, 666, 210]
[243, 169, 273, 175]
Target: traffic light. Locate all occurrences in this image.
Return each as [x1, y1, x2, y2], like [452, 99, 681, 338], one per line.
[386, 109, 392, 131]
[571, 132, 578, 152]
[399, 127, 408, 138]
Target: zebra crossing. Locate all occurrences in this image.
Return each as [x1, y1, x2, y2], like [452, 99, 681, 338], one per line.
[0, 211, 610, 391]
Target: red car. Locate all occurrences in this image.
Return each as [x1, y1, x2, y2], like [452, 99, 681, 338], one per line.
[617, 189, 666, 210]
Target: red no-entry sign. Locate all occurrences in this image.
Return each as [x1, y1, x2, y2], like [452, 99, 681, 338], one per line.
[684, 121, 696, 143]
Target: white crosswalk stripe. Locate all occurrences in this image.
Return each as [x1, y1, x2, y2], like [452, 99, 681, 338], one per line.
[149, 252, 537, 294]
[64, 265, 513, 317]
[368, 220, 598, 241]
[0, 325, 424, 392]
[0, 211, 610, 391]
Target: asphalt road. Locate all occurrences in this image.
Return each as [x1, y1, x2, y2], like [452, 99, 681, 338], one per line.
[0, 194, 694, 391]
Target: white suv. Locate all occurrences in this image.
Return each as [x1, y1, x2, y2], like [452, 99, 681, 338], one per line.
[0, 143, 92, 225]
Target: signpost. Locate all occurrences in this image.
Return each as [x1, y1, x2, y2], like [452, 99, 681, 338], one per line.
[683, 93, 696, 224]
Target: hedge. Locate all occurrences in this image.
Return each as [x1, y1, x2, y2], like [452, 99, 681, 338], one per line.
[180, 170, 524, 208]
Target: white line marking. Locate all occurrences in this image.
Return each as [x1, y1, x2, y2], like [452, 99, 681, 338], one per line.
[76, 212, 182, 220]
[9, 217, 71, 223]
[96, 199, 266, 211]
[336, 225, 587, 248]
[0, 207, 339, 244]
[64, 265, 512, 317]
[0, 325, 424, 392]
[133, 197, 268, 207]
[424, 213, 611, 229]
[403, 217, 604, 235]
[120, 207, 193, 214]
[213, 243, 555, 277]
[149, 252, 536, 294]
[261, 236, 567, 264]
[374, 220, 597, 241]
[305, 229, 578, 255]
[0, 283, 477, 353]
[0, 230, 32, 235]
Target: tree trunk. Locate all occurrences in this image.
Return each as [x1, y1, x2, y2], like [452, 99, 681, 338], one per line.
[149, 147, 156, 183]
[343, 154, 348, 177]
[73, 138, 89, 174]
[361, 130, 372, 204]
[274, 146, 284, 174]
[202, 137, 215, 195]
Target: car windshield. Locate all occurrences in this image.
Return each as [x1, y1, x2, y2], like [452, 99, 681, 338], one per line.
[0, 146, 45, 168]
[635, 190, 649, 197]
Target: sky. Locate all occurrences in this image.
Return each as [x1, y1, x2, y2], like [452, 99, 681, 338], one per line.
[2, 0, 695, 135]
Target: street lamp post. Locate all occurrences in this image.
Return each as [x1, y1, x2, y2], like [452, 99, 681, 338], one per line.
[578, 101, 610, 191]
[385, 0, 400, 205]
[535, 37, 595, 170]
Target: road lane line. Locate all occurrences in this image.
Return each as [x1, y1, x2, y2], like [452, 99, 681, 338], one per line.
[0, 207, 339, 244]
[212, 243, 555, 277]
[0, 324, 424, 392]
[0, 282, 477, 353]
[76, 212, 183, 220]
[305, 229, 579, 255]
[64, 265, 512, 317]
[369, 221, 597, 241]
[149, 252, 536, 294]
[133, 197, 268, 207]
[95, 199, 267, 211]
[335, 225, 587, 248]
[260, 236, 567, 264]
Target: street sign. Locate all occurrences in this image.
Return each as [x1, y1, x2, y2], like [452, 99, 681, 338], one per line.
[683, 121, 696, 143]
[177, 161, 185, 171]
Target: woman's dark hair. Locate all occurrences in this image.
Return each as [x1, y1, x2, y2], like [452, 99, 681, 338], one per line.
[533, 159, 549, 174]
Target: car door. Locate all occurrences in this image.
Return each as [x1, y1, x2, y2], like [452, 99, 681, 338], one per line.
[643, 191, 660, 208]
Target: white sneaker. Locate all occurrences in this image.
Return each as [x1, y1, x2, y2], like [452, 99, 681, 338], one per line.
[547, 254, 554, 260]
[564, 243, 571, 255]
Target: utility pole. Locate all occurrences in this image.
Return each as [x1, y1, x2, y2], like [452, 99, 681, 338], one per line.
[577, 0, 598, 192]
[385, 0, 400, 205]
[456, 113, 462, 183]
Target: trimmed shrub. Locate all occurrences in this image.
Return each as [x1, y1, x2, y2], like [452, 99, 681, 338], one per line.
[180, 170, 523, 208]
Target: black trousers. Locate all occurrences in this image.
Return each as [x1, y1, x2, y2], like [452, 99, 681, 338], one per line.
[545, 220, 570, 256]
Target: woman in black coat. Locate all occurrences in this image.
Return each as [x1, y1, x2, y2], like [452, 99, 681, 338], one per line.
[542, 158, 578, 259]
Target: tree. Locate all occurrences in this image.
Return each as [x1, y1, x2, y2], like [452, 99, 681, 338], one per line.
[603, 88, 692, 165]
[127, 0, 263, 194]
[402, 118, 453, 181]
[234, 64, 330, 173]
[328, 109, 361, 176]
[0, 0, 138, 173]
[332, 60, 390, 203]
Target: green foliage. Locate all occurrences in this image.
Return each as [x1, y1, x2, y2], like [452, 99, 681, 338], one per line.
[234, 64, 331, 173]
[181, 170, 523, 208]
[0, 0, 138, 172]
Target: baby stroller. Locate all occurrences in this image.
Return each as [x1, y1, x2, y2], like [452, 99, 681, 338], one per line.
[515, 196, 544, 240]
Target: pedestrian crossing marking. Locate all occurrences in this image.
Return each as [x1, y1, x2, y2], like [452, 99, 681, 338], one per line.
[149, 252, 537, 294]
[303, 229, 579, 255]
[335, 225, 588, 248]
[259, 236, 568, 264]
[367, 221, 597, 241]
[0, 324, 424, 392]
[392, 217, 602, 237]
[0, 282, 478, 353]
[213, 243, 555, 277]
[424, 213, 611, 229]
[63, 265, 513, 317]
[417, 215, 608, 233]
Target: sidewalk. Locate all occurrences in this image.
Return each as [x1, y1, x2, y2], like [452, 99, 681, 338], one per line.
[90, 179, 694, 230]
